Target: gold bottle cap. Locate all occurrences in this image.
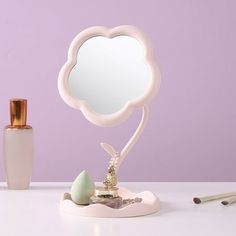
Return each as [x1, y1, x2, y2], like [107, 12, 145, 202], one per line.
[10, 99, 27, 127]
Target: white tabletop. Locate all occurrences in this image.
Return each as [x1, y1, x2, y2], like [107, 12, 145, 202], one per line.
[0, 182, 235, 236]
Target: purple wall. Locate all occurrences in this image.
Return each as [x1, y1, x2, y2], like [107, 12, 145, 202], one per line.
[0, 0, 235, 182]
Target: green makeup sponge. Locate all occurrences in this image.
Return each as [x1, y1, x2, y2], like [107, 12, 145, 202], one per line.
[71, 170, 95, 205]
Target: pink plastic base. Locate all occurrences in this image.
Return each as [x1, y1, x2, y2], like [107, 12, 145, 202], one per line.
[60, 187, 160, 218]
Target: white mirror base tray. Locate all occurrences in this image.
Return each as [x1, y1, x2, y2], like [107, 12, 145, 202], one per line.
[60, 187, 160, 218]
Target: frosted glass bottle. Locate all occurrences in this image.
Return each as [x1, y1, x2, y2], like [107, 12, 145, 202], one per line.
[3, 99, 34, 190]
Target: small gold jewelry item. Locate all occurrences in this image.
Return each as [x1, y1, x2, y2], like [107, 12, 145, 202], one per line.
[95, 186, 119, 198]
[100, 143, 119, 188]
[103, 151, 119, 188]
[89, 143, 123, 208]
[89, 195, 123, 209]
[90, 187, 122, 209]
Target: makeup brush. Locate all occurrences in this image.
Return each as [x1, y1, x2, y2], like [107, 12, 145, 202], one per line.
[193, 192, 236, 204]
[221, 196, 236, 206]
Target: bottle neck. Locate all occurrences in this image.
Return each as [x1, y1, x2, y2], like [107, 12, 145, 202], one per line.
[6, 125, 32, 130]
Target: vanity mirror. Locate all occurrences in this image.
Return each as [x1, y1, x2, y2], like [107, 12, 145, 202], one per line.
[58, 25, 161, 217]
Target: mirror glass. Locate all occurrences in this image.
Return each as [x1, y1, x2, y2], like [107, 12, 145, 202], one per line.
[68, 36, 152, 115]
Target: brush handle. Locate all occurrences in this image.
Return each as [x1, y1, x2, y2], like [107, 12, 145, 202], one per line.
[193, 192, 236, 204]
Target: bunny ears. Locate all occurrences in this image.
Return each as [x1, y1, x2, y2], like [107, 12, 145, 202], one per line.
[100, 143, 119, 158]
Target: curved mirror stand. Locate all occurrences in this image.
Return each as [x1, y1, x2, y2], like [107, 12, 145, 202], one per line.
[58, 25, 161, 217]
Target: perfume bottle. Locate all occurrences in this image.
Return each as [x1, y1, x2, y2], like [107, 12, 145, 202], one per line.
[3, 99, 34, 189]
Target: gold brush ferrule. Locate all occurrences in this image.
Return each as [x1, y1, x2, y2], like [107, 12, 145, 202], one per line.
[10, 99, 27, 127]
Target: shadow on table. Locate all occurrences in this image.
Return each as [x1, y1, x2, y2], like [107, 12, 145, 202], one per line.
[0, 184, 69, 191]
[145, 201, 175, 217]
[30, 185, 69, 190]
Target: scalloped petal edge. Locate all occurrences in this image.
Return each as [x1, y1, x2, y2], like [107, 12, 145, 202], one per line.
[60, 187, 160, 218]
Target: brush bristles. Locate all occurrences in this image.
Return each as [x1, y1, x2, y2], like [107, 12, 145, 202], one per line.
[221, 201, 229, 205]
[193, 198, 201, 204]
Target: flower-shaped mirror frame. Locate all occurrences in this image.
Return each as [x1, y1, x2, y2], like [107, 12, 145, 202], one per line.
[58, 25, 161, 127]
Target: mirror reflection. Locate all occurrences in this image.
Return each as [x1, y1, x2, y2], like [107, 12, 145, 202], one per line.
[68, 36, 152, 115]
